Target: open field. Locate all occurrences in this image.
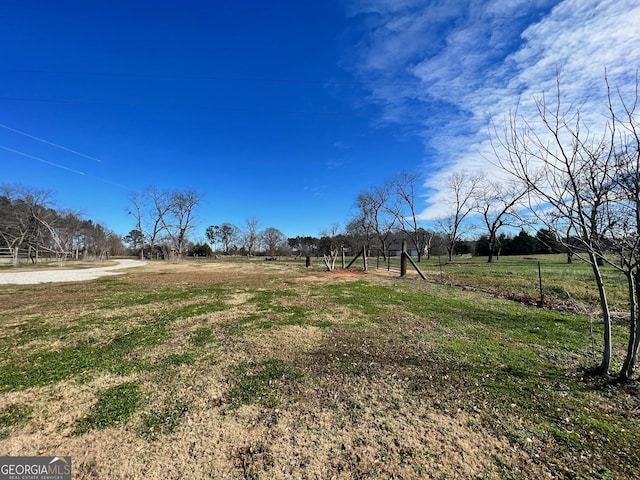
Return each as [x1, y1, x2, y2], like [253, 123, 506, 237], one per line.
[395, 254, 630, 313]
[1, 257, 639, 479]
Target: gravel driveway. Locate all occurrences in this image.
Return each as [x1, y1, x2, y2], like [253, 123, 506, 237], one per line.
[0, 259, 147, 285]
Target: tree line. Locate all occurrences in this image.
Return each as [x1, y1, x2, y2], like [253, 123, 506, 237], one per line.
[347, 169, 530, 264]
[0, 185, 124, 265]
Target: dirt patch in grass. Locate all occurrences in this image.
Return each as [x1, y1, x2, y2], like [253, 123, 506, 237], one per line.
[325, 268, 369, 276]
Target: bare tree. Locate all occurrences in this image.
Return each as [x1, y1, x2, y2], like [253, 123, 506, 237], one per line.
[243, 217, 260, 257]
[349, 195, 375, 254]
[475, 177, 529, 262]
[163, 189, 203, 256]
[599, 77, 640, 380]
[1, 185, 122, 264]
[129, 186, 203, 260]
[493, 78, 615, 374]
[438, 172, 483, 262]
[148, 186, 173, 258]
[320, 224, 341, 271]
[126, 191, 146, 259]
[56, 212, 86, 260]
[389, 172, 428, 261]
[261, 227, 287, 257]
[0, 185, 57, 265]
[354, 184, 397, 260]
[82, 221, 122, 260]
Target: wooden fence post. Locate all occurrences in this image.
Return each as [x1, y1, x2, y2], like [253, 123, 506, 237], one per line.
[401, 240, 407, 277]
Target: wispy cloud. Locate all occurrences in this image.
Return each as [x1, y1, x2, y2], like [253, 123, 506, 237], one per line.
[345, 0, 640, 218]
[333, 140, 352, 150]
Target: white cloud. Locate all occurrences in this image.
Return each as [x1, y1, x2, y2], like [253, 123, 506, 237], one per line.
[345, 0, 640, 219]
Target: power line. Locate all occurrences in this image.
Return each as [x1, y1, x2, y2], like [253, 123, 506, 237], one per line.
[2, 69, 411, 88]
[0, 123, 103, 163]
[1, 68, 535, 92]
[0, 145, 86, 176]
[0, 96, 345, 117]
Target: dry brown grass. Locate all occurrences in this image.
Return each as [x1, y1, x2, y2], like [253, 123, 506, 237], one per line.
[0, 260, 622, 478]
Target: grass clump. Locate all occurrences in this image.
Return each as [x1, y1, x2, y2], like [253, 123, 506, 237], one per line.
[161, 352, 195, 367]
[227, 358, 301, 407]
[189, 326, 214, 347]
[73, 382, 141, 435]
[0, 403, 32, 439]
[139, 401, 189, 440]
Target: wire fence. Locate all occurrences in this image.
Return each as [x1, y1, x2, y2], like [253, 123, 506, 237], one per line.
[363, 253, 595, 309]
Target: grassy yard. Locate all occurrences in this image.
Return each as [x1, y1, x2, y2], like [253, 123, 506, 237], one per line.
[0, 257, 638, 479]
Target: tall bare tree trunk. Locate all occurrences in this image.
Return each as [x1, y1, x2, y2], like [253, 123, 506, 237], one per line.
[590, 255, 612, 374]
[620, 270, 640, 380]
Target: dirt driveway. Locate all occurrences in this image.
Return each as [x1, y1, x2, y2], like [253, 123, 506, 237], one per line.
[0, 259, 147, 285]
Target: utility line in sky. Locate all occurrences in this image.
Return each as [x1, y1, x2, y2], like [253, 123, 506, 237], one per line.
[0, 96, 344, 117]
[0, 145, 86, 175]
[0, 123, 103, 163]
[3, 68, 409, 88]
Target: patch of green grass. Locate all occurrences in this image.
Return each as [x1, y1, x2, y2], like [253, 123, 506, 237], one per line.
[0, 294, 231, 392]
[248, 289, 296, 305]
[189, 326, 214, 347]
[546, 424, 584, 449]
[0, 312, 146, 355]
[98, 283, 226, 309]
[94, 277, 127, 285]
[227, 358, 301, 407]
[578, 413, 616, 436]
[0, 403, 32, 439]
[221, 290, 332, 335]
[587, 466, 617, 480]
[0, 314, 172, 391]
[223, 311, 332, 335]
[138, 401, 189, 440]
[73, 382, 140, 435]
[322, 281, 405, 316]
[0, 316, 48, 347]
[161, 352, 195, 367]
[418, 254, 629, 311]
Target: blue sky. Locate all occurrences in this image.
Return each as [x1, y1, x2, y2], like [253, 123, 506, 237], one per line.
[2, 1, 640, 240]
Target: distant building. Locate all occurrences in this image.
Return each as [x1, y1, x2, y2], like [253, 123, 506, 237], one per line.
[388, 242, 419, 257]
